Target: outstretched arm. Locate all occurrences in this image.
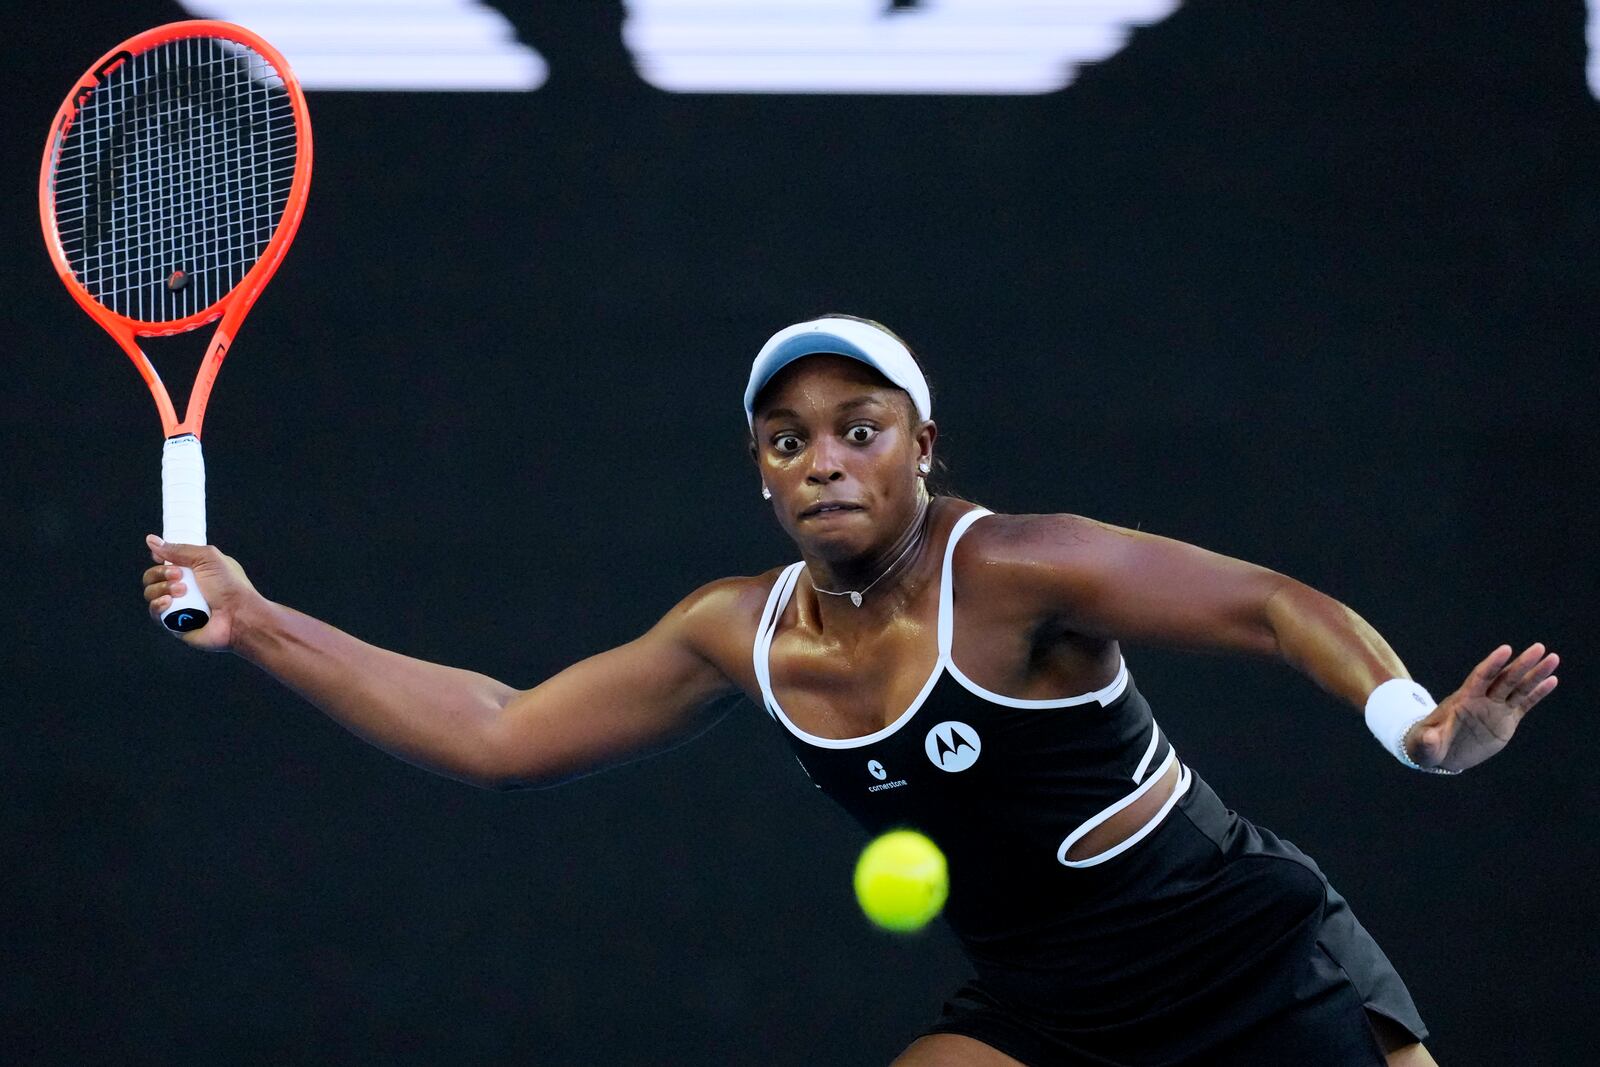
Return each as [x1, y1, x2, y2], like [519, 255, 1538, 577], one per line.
[971, 514, 1558, 771]
[142, 536, 741, 788]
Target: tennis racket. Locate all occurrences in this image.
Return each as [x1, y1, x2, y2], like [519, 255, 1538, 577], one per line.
[39, 20, 312, 633]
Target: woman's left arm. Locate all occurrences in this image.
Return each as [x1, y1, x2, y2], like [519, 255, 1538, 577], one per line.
[978, 513, 1558, 772]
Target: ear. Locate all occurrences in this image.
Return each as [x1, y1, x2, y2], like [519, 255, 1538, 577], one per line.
[914, 419, 938, 475]
[748, 436, 770, 498]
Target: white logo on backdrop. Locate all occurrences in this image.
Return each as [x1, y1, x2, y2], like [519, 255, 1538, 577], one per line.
[181, 1, 1179, 94]
[625, 0, 1180, 95]
[1591, 0, 1600, 100]
[179, 0, 547, 90]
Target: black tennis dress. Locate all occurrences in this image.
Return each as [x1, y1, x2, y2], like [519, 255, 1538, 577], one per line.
[754, 508, 1427, 1066]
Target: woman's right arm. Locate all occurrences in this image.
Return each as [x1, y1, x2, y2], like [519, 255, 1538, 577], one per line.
[142, 536, 744, 789]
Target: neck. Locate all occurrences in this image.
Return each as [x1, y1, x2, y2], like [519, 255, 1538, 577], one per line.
[806, 494, 933, 609]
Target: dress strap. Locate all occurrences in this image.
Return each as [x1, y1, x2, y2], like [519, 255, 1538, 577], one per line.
[937, 507, 994, 659]
[752, 562, 805, 716]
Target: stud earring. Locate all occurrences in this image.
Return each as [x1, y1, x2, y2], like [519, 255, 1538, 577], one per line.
[761, 485, 772, 500]
[918, 461, 931, 475]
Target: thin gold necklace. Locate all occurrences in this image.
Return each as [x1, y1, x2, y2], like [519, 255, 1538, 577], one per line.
[810, 500, 930, 608]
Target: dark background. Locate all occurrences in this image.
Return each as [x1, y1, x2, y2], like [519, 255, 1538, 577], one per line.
[4, 1, 1597, 1063]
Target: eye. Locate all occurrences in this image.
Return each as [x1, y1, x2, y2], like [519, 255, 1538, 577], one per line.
[773, 433, 803, 455]
[845, 424, 878, 444]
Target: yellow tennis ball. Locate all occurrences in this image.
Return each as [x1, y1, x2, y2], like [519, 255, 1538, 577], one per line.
[853, 829, 948, 933]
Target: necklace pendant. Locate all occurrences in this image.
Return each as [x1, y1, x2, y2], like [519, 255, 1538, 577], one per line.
[849, 591, 864, 607]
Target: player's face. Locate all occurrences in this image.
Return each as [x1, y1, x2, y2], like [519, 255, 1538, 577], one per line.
[751, 355, 934, 560]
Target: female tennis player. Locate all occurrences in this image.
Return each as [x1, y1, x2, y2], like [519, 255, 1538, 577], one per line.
[142, 315, 1556, 1066]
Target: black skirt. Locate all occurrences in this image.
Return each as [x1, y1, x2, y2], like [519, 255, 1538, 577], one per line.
[925, 775, 1427, 1066]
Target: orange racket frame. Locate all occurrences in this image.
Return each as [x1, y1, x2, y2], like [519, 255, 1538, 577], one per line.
[39, 19, 313, 440]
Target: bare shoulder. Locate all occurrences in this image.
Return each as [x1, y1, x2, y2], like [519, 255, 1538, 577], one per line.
[954, 509, 1126, 572]
[952, 505, 1287, 648]
[664, 568, 790, 681]
[948, 508, 1151, 623]
[669, 570, 784, 624]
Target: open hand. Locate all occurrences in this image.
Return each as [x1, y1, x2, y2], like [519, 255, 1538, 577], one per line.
[1409, 644, 1559, 772]
[142, 535, 260, 651]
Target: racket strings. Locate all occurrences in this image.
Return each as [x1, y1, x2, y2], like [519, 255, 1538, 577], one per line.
[50, 36, 298, 325]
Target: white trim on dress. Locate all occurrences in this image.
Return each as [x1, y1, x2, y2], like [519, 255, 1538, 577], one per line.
[752, 506, 1189, 869]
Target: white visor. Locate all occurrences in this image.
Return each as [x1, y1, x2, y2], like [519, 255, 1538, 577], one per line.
[744, 317, 932, 430]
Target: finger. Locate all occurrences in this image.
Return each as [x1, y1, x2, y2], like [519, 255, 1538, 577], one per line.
[146, 534, 207, 565]
[142, 564, 181, 587]
[1507, 653, 1559, 704]
[143, 579, 185, 604]
[1464, 645, 1513, 696]
[1487, 643, 1547, 700]
[147, 593, 172, 621]
[1518, 674, 1559, 714]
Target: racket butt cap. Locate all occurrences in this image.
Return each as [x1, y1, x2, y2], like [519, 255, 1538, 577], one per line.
[162, 605, 210, 633]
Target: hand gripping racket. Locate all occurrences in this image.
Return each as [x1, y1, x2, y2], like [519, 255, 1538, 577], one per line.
[40, 21, 312, 632]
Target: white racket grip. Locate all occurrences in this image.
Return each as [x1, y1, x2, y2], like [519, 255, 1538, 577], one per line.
[159, 434, 211, 633]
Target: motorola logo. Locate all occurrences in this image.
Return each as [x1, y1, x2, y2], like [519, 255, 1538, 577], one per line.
[924, 721, 981, 772]
[868, 759, 888, 780]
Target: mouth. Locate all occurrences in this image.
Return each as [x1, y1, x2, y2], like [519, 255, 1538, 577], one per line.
[799, 501, 865, 520]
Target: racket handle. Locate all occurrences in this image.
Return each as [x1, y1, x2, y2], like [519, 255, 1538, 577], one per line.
[159, 434, 211, 633]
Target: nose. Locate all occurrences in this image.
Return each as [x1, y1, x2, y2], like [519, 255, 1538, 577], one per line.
[805, 437, 848, 484]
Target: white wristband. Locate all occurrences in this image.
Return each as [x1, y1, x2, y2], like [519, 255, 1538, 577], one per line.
[1363, 678, 1457, 774]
